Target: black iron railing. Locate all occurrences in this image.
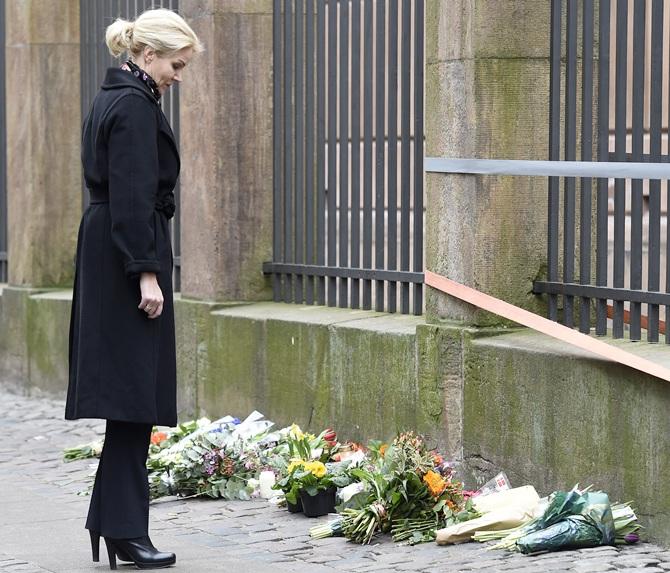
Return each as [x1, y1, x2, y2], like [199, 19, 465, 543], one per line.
[79, 0, 181, 290]
[0, 0, 7, 283]
[425, 159, 670, 342]
[265, 0, 425, 315]
[534, 0, 670, 343]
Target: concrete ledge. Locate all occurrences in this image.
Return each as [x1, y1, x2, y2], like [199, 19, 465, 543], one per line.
[2, 287, 669, 544]
[191, 302, 430, 443]
[463, 329, 670, 544]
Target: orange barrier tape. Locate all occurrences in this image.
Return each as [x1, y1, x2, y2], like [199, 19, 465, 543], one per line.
[425, 270, 670, 383]
[606, 304, 666, 336]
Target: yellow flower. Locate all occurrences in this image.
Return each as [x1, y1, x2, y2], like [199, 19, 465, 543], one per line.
[305, 461, 327, 478]
[289, 423, 304, 440]
[287, 458, 305, 473]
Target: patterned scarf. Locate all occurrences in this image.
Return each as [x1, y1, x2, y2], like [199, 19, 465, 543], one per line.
[121, 59, 161, 102]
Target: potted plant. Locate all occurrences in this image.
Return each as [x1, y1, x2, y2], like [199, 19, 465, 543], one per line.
[274, 459, 306, 513]
[292, 460, 339, 517]
[273, 424, 347, 516]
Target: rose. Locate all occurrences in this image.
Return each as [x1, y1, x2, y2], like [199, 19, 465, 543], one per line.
[151, 431, 168, 445]
[323, 428, 337, 447]
[624, 533, 640, 544]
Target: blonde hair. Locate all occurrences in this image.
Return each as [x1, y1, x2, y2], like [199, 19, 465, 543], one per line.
[106, 8, 204, 59]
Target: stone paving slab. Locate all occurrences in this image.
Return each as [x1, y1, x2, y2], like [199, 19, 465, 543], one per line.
[0, 386, 668, 573]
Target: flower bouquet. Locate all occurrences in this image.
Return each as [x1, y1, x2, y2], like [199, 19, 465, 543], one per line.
[310, 432, 477, 545]
[147, 411, 276, 500]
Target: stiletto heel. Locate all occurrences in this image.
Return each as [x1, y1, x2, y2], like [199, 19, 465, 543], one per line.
[104, 538, 117, 570]
[89, 530, 100, 562]
[102, 537, 175, 569]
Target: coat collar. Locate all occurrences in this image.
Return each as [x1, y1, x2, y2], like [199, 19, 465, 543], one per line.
[102, 67, 181, 168]
[101, 67, 158, 103]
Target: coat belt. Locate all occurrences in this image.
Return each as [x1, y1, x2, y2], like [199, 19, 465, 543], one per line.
[89, 199, 174, 219]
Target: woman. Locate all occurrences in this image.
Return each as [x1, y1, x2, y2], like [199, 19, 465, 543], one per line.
[65, 9, 202, 570]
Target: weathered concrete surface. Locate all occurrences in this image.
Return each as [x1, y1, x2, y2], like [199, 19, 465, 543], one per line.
[4, 287, 670, 544]
[195, 304, 429, 444]
[0, 289, 442, 445]
[179, 1, 273, 301]
[0, 286, 44, 391]
[4, 0, 81, 288]
[425, 1, 551, 325]
[462, 329, 670, 545]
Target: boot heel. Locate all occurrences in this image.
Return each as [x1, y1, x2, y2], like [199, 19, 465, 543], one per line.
[104, 538, 117, 570]
[89, 530, 100, 562]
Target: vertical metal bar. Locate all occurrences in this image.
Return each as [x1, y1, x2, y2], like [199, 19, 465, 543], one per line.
[327, 0, 337, 306]
[412, 0, 424, 315]
[362, 0, 373, 310]
[649, 0, 663, 341]
[612, 0, 627, 338]
[563, 0, 577, 328]
[338, 0, 349, 307]
[399, 0, 411, 314]
[547, 0, 561, 322]
[295, 0, 305, 303]
[97, 2, 105, 88]
[0, 0, 6, 283]
[350, 0, 361, 309]
[316, 0, 326, 304]
[284, 0, 294, 302]
[387, 0, 398, 313]
[305, 0, 315, 305]
[578, 0, 594, 334]
[171, 0, 181, 291]
[665, 14, 670, 345]
[82, 0, 92, 209]
[272, 0, 283, 301]
[629, 0, 645, 340]
[602, 7, 619, 333]
[375, 0, 386, 311]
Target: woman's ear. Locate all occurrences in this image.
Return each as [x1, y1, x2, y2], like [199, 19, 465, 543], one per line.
[144, 46, 156, 63]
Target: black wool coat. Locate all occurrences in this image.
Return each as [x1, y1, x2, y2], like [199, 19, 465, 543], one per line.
[65, 68, 180, 427]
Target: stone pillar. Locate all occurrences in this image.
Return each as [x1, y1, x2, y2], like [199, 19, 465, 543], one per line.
[5, 0, 81, 287]
[179, 0, 273, 301]
[425, 0, 552, 325]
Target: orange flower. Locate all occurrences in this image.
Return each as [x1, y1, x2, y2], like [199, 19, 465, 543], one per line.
[423, 470, 447, 497]
[151, 431, 168, 445]
[379, 444, 388, 457]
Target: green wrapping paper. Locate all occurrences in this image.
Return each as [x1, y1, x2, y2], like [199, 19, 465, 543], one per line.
[517, 491, 615, 554]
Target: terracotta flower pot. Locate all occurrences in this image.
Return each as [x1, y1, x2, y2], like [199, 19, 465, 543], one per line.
[299, 486, 337, 518]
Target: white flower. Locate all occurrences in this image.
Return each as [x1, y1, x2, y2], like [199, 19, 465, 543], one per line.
[338, 482, 367, 503]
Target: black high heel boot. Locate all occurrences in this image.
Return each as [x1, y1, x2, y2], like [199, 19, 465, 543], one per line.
[90, 531, 133, 564]
[104, 536, 176, 570]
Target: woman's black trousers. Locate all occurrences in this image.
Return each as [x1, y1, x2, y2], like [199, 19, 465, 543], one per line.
[85, 420, 153, 539]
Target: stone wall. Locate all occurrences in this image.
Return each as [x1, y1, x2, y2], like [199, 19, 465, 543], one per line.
[4, 0, 81, 288]
[2, 287, 670, 544]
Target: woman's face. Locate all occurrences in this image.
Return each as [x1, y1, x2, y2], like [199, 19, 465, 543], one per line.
[143, 46, 194, 95]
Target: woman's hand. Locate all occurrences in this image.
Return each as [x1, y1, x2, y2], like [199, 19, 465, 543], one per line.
[138, 272, 164, 319]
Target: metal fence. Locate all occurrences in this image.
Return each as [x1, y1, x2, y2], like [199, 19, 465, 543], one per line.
[80, 0, 181, 289]
[265, 0, 425, 315]
[0, 0, 7, 283]
[532, 0, 670, 342]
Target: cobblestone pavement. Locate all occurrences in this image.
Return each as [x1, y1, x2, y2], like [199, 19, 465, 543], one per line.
[1, 387, 669, 573]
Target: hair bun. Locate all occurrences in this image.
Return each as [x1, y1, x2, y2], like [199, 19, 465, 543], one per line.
[105, 17, 136, 58]
[123, 22, 134, 43]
